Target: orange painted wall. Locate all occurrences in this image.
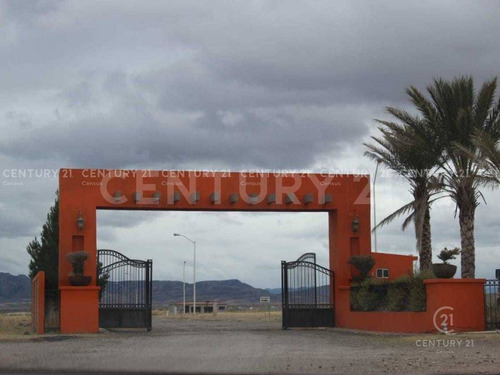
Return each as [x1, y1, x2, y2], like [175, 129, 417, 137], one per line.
[425, 279, 485, 332]
[31, 271, 45, 335]
[336, 279, 486, 333]
[371, 252, 417, 280]
[58, 169, 371, 333]
[60, 286, 100, 333]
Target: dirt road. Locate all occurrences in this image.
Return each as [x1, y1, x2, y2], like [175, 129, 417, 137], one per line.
[0, 317, 499, 374]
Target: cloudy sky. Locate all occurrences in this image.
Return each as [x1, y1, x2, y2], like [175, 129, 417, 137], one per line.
[0, 0, 499, 288]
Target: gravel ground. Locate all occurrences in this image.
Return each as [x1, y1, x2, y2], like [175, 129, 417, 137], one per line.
[0, 317, 499, 374]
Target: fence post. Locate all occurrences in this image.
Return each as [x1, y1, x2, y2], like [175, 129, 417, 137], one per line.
[281, 261, 287, 330]
[147, 259, 153, 331]
[485, 279, 500, 330]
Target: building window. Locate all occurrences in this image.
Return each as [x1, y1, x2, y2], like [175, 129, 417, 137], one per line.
[376, 268, 389, 278]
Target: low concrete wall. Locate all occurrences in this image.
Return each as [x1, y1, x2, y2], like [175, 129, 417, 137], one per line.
[336, 279, 485, 333]
[31, 271, 45, 335]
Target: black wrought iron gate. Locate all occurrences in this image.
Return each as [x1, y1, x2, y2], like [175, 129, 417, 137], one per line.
[485, 279, 499, 330]
[97, 249, 153, 331]
[281, 253, 335, 329]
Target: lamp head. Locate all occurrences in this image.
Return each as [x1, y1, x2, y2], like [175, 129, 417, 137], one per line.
[351, 213, 360, 233]
[76, 212, 85, 231]
[173, 233, 180, 237]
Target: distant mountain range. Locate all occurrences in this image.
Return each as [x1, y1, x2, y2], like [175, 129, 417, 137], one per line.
[0, 273, 31, 302]
[0, 272, 280, 305]
[152, 279, 279, 306]
[265, 288, 282, 295]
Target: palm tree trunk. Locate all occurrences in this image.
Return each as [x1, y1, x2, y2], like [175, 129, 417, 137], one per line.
[459, 208, 476, 278]
[419, 207, 432, 270]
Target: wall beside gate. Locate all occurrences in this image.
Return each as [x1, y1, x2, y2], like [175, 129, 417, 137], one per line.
[336, 279, 486, 333]
[31, 271, 45, 335]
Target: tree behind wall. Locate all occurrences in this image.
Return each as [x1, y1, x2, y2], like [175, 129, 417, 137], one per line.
[407, 76, 500, 278]
[27, 191, 59, 290]
[364, 116, 441, 271]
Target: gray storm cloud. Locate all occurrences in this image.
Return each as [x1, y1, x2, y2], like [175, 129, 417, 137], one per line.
[0, 0, 499, 284]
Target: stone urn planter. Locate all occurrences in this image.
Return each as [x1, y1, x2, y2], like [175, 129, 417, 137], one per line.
[67, 251, 92, 286]
[69, 275, 92, 286]
[432, 247, 460, 279]
[431, 263, 457, 279]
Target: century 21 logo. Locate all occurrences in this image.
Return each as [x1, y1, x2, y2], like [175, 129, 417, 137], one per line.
[433, 306, 454, 334]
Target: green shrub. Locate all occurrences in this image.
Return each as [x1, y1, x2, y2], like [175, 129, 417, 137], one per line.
[348, 255, 375, 282]
[415, 268, 436, 280]
[351, 280, 381, 311]
[407, 269, 433, 311]
[386, 281, 410, 311]
[409, 282, 426, 311]
[437, 247, 460, 264]
[350, 271, 431, 312]
[97, 261, 110, 301]
[350, 286, 362, 311]
[66, 251, 89, 275]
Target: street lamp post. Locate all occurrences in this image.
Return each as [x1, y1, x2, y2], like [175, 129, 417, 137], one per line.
[183, 260, 186, 315]
[373, 162, 380, 253]
[174, 233, 196, 315]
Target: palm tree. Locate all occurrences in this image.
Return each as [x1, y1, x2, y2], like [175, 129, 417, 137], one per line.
[406, 76, 500, 278]
[471, 129, 500, 182]
[365, 114, 441, 271]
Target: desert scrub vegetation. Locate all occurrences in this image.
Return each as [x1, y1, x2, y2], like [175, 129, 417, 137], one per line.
[0, 313, 32, 337]
[350, 270, 434, 312]
[159, 310, 282, 322]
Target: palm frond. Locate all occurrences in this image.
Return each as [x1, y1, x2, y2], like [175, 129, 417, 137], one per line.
[373, 201, 415, 231]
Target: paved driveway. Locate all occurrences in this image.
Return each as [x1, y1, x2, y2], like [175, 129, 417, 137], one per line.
[0, 317, 499, 374]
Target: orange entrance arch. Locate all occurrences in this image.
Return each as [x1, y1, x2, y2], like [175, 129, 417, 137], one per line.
[58, 169, 371, 333]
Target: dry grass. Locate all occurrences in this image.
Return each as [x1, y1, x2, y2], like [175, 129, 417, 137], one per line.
[156, 310, 282, 322]
[0, 313, 32, 338]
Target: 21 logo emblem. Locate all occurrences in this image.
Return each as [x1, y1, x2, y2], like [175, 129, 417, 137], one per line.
[433, 306, 455, 335]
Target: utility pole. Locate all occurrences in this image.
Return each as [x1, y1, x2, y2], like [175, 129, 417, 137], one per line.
[174, 233, 197, 315]
[183, 260, 186, 315]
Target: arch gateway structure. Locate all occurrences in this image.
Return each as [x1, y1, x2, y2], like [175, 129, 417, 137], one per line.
[57, 169, 486, 334]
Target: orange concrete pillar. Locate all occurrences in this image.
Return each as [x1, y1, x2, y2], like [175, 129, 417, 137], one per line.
[425, 279, 486, 332]
[60, 286, 100, 333]
[330, 175, 371, 326]
[59, 177, 99, 333]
